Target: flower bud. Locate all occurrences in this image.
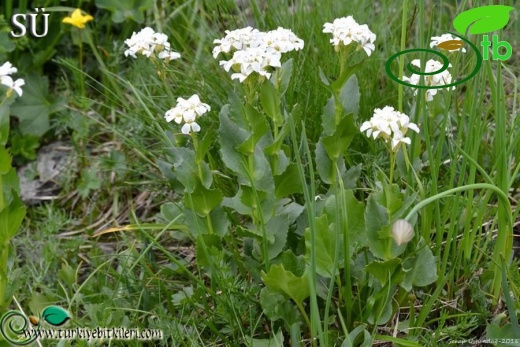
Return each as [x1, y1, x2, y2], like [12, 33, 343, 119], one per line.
[392, 219, 414, 246]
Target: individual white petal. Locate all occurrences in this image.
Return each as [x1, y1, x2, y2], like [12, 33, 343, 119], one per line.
[360, 121, 372, 132]
[180, 123, 191, 134]
[407, 123, 420, 133]
[191, 122, 201, 132]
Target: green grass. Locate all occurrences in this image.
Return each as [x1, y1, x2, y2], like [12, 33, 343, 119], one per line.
[2, 0, 520, 346]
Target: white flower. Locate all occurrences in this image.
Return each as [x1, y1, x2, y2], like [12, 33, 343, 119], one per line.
[213, 26, 303, 83]
[124, 27, 181, 61]
[430, 33, 466, 53]
[322, 16, 376, 56]
[360, 106, 419, 151]
[0, 62, 17, 76]
[0, 76, 25, 97]
[403, 59, 455, 101]
[212, 27, 261, 58]
[392, 219, 414, 246]
[0, 61, 24, 97]
[164, 95, 210, 134]
[221, 47, 282, 82]
[255, 27, 305, 54]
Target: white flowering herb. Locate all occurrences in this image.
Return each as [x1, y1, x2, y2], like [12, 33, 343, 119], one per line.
[430, 33, 466, 53]
[164, 95, 210, 134]
[213, 26, 303, 83]
[0, 61, 24, 97]
[403, 59, 455, 102]
[360, 106, 419, 151]
[322, 16, 376, 56]
[392, 219, 414, 246]
[124, 27, 181, 62]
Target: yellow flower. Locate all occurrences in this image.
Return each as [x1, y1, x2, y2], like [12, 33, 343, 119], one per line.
[62, 9, 93, 29]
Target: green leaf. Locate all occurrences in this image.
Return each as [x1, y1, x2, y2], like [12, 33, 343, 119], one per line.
[95, 0, 154, 23]
[400, 240, 437, 291]
[195, 128, 216, 163]
[324, 190, 367, 249]
[277, 250, 306, 277]
[271, 59, 293, 96]
[219, 105, 250, 177]
[321, 96, 336, 136]
[2, 168, 22, 207]
[168, 147, 212, 192]
[184, 183, 223, 217]
[321, 114, 357, 160]
[0, 148, 11, 174]
[246, 330, 284, 347]
[0, 103, 10, 146]
[261, 264, 309, 305]
[10, 74, 64, 137]
[365, 258, 402, 286]
[318, 66, 331, 86]
[160, 202, 182, 222]
[260, 287, 301, 327]
[337, 74, 360, 118]
[0, 33, 15, 55]
[183, 206, 229, 238]
[264, 215, 290, 260]
[305, 214, 342, 278]
[331, 63, 363, 95]
[315, 140, 347, 184]
[0, 195, 26, 243]
[237, 104, 271, 154]
[366, 282, 393, 325]
[77, 168, 101, 198]
[274, 163, 303, 199]
[365, 195, 389, 259]
[343, 164, 362, 189]
[196, 234, 222, 268]
[42, 306, 71, 326]
[260, 81, 281, 126]
[453, 5, 514, 35]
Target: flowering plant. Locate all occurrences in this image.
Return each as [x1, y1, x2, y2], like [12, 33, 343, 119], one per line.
[164, 95, 210, 134]
[213, 26, 303, 82]
[124, 27, 181, 62]
[360, 106, 420, 151]
[322, 16, 376, 56]
[0, 62, 25, 97]
[403, 59, 455, 101]
[0, 61, 25, 311]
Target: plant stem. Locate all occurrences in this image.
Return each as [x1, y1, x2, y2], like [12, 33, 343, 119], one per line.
[78, 28, 85, 98]
[398, 0, 409, 112]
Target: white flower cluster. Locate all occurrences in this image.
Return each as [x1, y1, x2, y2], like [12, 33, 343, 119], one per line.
[0, 61, 24, 97]
[124, 27, 181, 62]
[164, 95, 210, 134]
[322, 16, 376, 56]
[430, 33, 466, 53]
[213, 26, 304, 83]
[403, 59, 455, 102]
[360, 106, 419, 151]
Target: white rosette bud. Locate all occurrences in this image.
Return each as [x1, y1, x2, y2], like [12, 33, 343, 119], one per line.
[392, 219, 414, 246]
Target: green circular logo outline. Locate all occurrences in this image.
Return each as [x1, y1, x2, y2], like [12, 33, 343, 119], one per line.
[385, 31, 483, 89]
[0, 310, 39, 346]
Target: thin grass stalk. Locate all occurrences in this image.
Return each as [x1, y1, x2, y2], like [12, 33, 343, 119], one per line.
[289, 116, 323, 345]
[486, 55, 512, 302]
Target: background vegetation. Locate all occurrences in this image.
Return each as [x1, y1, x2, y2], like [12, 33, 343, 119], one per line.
[0, 0, 519, 346]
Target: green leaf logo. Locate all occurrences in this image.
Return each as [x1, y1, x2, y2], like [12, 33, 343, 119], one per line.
[42, 306, 71, 326]
[453, 5, 514, 35]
